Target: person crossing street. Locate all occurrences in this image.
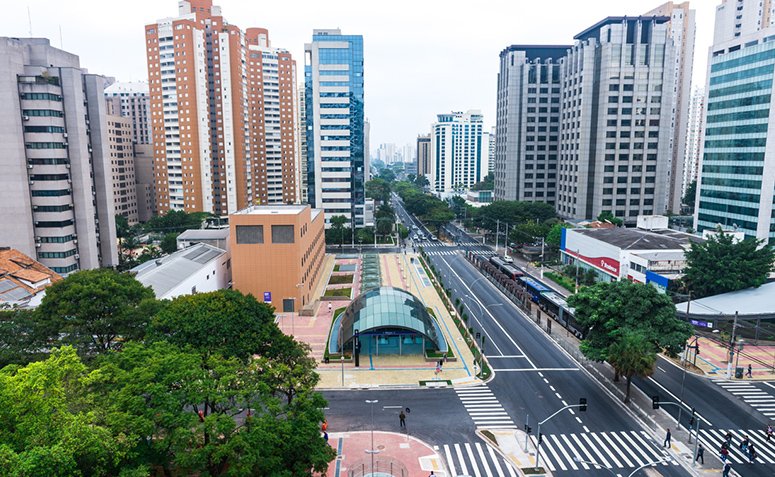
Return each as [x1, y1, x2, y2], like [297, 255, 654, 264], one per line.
[767, 424, 773, 442]
[399, 410, 406, 429]
[722, 461, 732, 477]
[663, 428, 671, 448]
[695, 442, 704, 464]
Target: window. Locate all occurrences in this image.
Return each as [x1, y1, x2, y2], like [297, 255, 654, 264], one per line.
[272, 225, 295, 244]
[236, 225, 263, 244]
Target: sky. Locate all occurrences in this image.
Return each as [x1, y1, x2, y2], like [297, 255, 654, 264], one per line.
[3, 0, 716, 150]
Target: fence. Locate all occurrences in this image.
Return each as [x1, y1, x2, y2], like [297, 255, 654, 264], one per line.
[346, 456, 409, 477]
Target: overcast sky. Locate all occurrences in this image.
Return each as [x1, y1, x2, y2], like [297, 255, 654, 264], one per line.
[4, 1, 715, 150]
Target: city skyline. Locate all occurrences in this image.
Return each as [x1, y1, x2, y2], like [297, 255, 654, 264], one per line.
[2, 0, 715, 148]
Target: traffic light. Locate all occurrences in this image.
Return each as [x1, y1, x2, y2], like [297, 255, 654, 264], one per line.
[538, 433, 543, 444]
[652, 395, 660, 409]
[524, 424, 532, 434]
[579, 398, 587, 412]
[696, 345, 700, 355]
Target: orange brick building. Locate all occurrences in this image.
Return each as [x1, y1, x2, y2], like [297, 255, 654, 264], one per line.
[229, 205, 325, 311]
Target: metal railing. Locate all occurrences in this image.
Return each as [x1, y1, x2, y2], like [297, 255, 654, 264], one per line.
[346, 456, 409, 477]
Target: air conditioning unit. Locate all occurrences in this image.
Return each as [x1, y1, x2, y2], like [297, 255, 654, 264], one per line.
[74, 254, 80, 259]
[27, 164, 34, 169]
[36, 243, 41, 248]
[34, 221, 39, 225]
[29, 180, 34, 185]
[65, 164, 70, 169]
[63, 142, 68, 147]
[73, 239, 78, 244]
[63, 132, 68, 138]
[23, 115, 29, 121]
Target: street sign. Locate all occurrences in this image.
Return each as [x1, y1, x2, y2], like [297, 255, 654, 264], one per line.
[263, 291, 272, 303]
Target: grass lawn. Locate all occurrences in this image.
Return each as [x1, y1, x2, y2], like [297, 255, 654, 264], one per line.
[323, 307, 348, 360]
[324, 288, 352, 298]
[328, 274, 354, 285]
[544, 272, 575, 293]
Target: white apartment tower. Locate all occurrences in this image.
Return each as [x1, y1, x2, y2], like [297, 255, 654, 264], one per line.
[0, 37, 118, 274]
[430, 110, 489, 193]
[682, 87, 704, 197]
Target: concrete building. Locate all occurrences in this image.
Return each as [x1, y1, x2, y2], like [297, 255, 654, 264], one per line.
[0, 247, 62, 308]
[107, 115, 139, 224]
[131, 242, 230, 300]
[494, 45, 567, 203]
[298, 82, 309, 203]
[557, 16, 677, 224]
[560, 215, 703, 292]
[682, 87, 704, 197]
[229, 204, 326, 310]
[695, 0, 775, 243]
[176, 228, 229, 251]
[430, 110, 489, 193]
[487, 126, 496, 174]
[0, 37, 118, 274]
[304, 29, 366, 228]
[145, 0, 299, 215]
[416, 134, 431, 177]
[644, 2, 697, 214]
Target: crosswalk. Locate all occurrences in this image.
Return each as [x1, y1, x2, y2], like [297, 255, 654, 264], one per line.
[534, 430, 676, 472]
[712, 378, 775, 418]
[700, 428, 775, 464]
[443, 442, 518, 477]
[424, 249, 495, 257]
[455, 385, 516, 429]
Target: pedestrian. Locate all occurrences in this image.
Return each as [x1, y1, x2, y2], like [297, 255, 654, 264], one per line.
[663, 428, 671, 448]
[720, 445, 729, 462]
[722, 461, 732, 477]
[724, 431, 733, 446]
[328, 302, 333, 313]
[748, 442, 757, 463]
[399, 410, 406, 428]
[747, 364, 753, 378]
[695, 442, 704, 464]
[443, 352, 448, 364]
[767, 424, 773, 441]
[740, 435, 750, 453]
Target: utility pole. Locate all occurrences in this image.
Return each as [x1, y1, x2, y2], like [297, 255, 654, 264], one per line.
[726, 311, 739, 379]
[540, 237, 545, 279]
[495, 219, 500, 255]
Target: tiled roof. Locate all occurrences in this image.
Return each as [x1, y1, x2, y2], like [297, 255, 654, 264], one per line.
[0, 248, 62, 304]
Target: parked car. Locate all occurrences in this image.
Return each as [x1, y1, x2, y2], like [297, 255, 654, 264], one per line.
[503, 255, 514, 263]
[430, 234, 437, 241]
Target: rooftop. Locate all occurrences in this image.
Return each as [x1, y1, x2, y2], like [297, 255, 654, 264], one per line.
[0, 248, 62, 305]
[231, 204, 308, 216]
[571, 227, 703, 251]
[675, 282, 775, 320]
[574, 15, 671, 41]
[131, 243, 226, 298]
[177, 228, 230, 240]
[499, 45, 571, 61]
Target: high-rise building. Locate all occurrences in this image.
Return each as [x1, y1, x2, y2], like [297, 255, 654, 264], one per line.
[104, 81, 152, 145]
[145, 1, 299, 215]
[107, 115, 139, 224]
[430, 110, 489, 193]
[494, 45, 566, 203]
[682, 87, 704, 198]
[694, 1, 775, 242]
[0, 37, 118, 274]
[557, 16, 677, 223]
[487, 126, 496, 175]
[304, 29, 366, 228]
[416, 134, 431, 177]
[644, 2, 697, 214]
[298, 82, 309, 203]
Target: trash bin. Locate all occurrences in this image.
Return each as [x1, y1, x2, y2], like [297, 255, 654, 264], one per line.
[324, 356, 330, 364]
[735, 367, 744, 379]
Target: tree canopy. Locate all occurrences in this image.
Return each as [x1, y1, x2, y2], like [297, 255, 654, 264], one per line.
[682, 180, 697, 208]
[470, 172, 494, 191]
[683, 231, 774, 298]
[597, 210, 623, 227]
[365, 178, 391, 204]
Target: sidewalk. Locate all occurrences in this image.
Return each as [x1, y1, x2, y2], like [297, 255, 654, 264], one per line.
[326, 431, 447, 477]
[692, 336, 775, 380]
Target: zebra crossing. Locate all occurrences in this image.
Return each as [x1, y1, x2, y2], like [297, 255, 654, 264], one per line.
[443, 442, 518, 477]
[425, 249, 495, 257]
[700, 428, 775, 464]
[712, 378, 775, 418]
[534, 430, 676, 472]
[455, 385, 517, 429]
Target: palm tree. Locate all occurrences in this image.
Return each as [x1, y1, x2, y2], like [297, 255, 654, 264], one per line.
[607, 331, 656, 403]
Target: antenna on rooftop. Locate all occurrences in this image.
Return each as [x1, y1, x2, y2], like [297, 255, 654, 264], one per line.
[59, 25, 63, 49]
[27, 6, 32, 36]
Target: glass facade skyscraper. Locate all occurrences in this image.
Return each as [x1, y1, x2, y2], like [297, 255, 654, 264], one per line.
[304, 29, 365, 227]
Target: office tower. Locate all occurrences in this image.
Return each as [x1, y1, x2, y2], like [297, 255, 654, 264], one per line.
[417, 134, 431, 177]
[694, 1, 775, 242]
[104, 81, 152, 145]
[0, 37, 118, 274]
[682, 87, 704, 197]
[494, 46, 567, 203]
[557, 16, 677, 223]
[305, 29, 366, 227]
[487, 126, 496, 174]
[246, 28, 300, 206]
[107, 115, 139, 224]
[104, 80, 155, 221]
[364, 118, 370, 177]
[644, 2, 697, 213]
[298, 82, 308, 203]
[713, 0, 775, 43]
[145, 1, 299, 215]
[430, 110, 489, 193]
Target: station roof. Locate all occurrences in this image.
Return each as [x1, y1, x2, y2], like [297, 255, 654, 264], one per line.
[571, 228, 703, 251]
[675, 282, 775, 320]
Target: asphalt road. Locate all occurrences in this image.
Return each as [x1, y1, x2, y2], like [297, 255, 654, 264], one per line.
[383, 196, 691, 477]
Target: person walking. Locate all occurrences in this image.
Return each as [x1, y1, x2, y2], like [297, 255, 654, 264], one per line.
[328, 302, 333, 314]
[740, 435, 750, 453]
[767, 424, 774, 441]
[748, 442, 757, 463]
[724, 431, 733, 447]
[722, 461, 732, 477]
[695, 442, 705, 464]
[399, 410, 406, 428]
[720, 445, 729, 462]
[747, 364, 753, 378]
[663, 428, 672, 448]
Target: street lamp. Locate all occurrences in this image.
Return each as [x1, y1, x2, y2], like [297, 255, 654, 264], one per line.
[573, 457, 670, 477]
[365, 400, 380, 474]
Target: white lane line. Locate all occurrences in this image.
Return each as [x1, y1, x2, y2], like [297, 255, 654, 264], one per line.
[486, 445, 506, 477]
[465, 443, 483, 477]
[583, 425, 590, 433]
[494, 368, 579, 372]
[550, 434, 578, 470]
[454, 443, 469, 476]
[476, 442, 495, 477]
[442, 257, 536, 367]
[580, 433, 612, 468]
[575, 416, 583, 424]
[444, 445, 458, 477]
[647, 376, 712, 425]
[488, 355, 527, 358]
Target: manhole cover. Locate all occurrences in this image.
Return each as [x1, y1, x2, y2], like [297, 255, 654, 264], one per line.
[377, 445, 385, 450]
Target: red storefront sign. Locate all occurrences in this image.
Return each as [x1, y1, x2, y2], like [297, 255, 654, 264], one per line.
[565, 249, 620, 277]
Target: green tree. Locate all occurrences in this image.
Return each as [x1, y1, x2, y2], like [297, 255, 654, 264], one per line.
[470, 172, 494, 191]
[144, 210, 211, 234]
[160, 232, 179, 255]
[545, 223, 565, 248]
[597, 210, 623, 227]
[509, 220, 550, 245]
[449, 195, 467, 219]
[682, 180, 697, 208]
[365, 178, 391, 204]
[607, 331, 656, 403]
[477, 201, 556, 232]
[35, 269, 157, 357]
[0, 309, 49, 367]
[377, 168, 396, 184]
[567, 281, 692, 400]
[329, 214, 349, 246]
[683, 231, 775, 298]
[150, 289, 281, 361]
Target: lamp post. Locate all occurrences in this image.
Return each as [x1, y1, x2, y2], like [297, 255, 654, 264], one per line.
[676, 334, 699, 430]
[726, 311, 740, 379]
[365, 400, 380, 474]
